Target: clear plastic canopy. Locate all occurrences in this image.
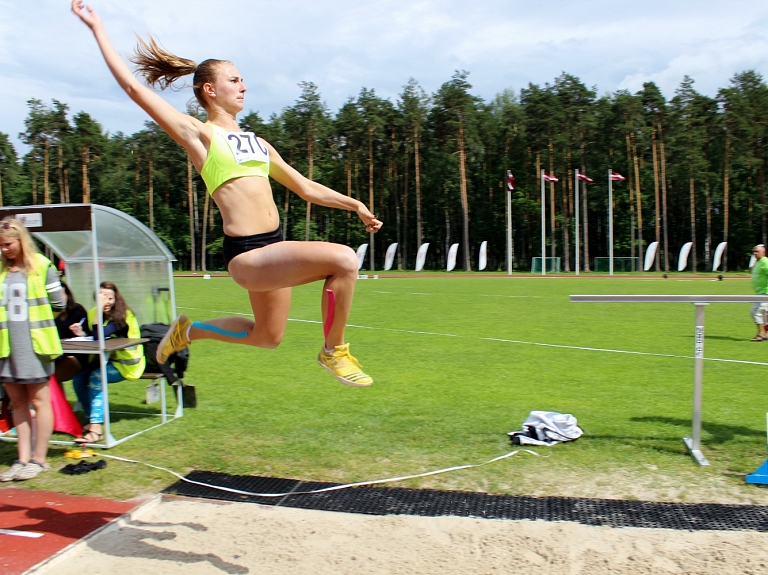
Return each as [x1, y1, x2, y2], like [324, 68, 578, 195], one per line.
[0, 204, 177, 326]
[36, 204, 174, 263]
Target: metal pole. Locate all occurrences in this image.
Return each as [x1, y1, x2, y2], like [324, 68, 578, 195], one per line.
[541, 170, 546, 276]
[506, 189, 512, 275]
[575, 169, 580, 276]
[609, 169, 614, 276]
[684, 303, 710, 466]
[167, 259, 183, 416]
[90, 208, 113, 447]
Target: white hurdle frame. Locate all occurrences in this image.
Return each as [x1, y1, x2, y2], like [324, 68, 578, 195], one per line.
[571, 294, 768, 466]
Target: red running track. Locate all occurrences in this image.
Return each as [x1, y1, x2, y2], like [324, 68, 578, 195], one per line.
[0, 487, 141, 575]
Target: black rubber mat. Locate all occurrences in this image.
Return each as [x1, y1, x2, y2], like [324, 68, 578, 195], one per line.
[163, 471, 768, 532]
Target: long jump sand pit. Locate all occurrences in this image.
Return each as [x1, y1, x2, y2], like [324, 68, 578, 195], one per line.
[36, 496, 768, 575]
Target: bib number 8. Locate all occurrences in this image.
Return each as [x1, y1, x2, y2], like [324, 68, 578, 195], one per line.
[7, 283, 28, 322]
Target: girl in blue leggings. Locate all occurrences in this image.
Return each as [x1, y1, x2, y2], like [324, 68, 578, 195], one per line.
[71, 281, 145, 444]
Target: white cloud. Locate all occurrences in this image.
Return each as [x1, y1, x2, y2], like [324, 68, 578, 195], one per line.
[617, 35, 768, 97]
[1, 0, 767, 154]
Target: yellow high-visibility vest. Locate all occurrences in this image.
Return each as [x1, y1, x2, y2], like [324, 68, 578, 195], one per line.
[87, 307, 145, 380]
[0, 253, 63, 360]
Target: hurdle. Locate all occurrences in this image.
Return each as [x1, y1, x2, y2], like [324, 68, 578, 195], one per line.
[571, 294, 768, 466]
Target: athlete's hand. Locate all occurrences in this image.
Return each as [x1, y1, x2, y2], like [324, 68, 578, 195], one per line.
[357, 205, 382, 233]
[71, 0, 102, 31]
[364, 218, 382, 233]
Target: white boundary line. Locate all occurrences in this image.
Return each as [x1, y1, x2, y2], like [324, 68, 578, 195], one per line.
[482, 338, 768, 367]
[178, 307, 460, 338]
[0, 528, 43, 538]
[177, 307, 768, 367]
[370, 292, 540, 298]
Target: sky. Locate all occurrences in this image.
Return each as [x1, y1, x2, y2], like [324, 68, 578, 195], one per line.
[1, 0, 767, 154]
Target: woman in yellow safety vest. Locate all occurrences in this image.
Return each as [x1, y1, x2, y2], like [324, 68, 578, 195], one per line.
[70, 281, 145, 444]
[0, 218, 64, 482]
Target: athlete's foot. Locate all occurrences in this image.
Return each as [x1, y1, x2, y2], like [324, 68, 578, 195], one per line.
[157, 314, 192, 364]
[318, 344, 373, 387]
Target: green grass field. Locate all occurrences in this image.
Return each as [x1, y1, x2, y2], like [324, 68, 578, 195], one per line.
[4, 272, 768, 504]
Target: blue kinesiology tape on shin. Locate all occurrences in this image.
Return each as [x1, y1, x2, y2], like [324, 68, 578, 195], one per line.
[191, 321, 248, 339]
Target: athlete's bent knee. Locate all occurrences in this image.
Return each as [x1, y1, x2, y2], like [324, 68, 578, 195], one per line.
[249, 329, 285, 349]
[227, 261, 252, 290]
[337, 246, 359, 276]
[260, 337, 282, 349]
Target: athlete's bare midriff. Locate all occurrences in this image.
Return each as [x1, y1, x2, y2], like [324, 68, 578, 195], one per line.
[212, 177, 280, 237]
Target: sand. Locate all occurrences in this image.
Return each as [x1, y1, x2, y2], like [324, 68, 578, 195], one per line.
[32, 496, 768, 575]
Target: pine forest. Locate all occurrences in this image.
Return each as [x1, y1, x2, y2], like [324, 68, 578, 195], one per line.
[0, 70, 766, 273]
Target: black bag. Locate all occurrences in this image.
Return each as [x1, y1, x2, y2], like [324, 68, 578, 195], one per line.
[140, 323, 190, 385]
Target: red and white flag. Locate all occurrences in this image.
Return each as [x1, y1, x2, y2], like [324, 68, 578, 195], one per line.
[577, 172, 593, 183]
[542, 173, 559, 183]
[610, 170, 626, 181]
[507, 171, 515, 191]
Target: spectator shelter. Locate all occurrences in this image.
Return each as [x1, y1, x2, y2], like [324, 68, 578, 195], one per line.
[0, 204, 182, 448]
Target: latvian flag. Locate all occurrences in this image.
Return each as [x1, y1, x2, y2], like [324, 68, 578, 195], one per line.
[542, 173, 559, 183]
[610, 170, 626, 181]
[577, 172, 593, 183]
[507, 171, 515, 191]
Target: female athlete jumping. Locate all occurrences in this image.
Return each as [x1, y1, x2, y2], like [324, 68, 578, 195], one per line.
[72, 1, 382, 387]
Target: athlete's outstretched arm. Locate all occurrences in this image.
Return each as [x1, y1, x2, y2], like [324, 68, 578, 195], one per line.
[71, 1, 206, 159]
[266, 141, 383, 233]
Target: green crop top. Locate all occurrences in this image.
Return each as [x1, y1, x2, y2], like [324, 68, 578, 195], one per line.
[200, 122, 270, 194]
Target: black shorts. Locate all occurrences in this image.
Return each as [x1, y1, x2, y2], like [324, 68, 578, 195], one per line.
[223, 225, 283, 268]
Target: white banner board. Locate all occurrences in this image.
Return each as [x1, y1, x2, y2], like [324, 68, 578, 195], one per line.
[356, 244, 368, 271]
[415, 243, 430, 272]
[712, 242, 727, 272]
[644, 241, 659, 271]
[678, 242, 692, 272]
[384, 243, 398, 270]
[479, 241, 487, 271]
[447, 243, 459, 271]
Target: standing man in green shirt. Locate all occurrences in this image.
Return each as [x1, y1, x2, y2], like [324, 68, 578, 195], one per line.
[751, 244, 768, 341]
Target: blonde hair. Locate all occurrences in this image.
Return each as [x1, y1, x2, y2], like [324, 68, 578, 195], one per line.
[129, 34, 230, 108]
[0, 218, 39, 276]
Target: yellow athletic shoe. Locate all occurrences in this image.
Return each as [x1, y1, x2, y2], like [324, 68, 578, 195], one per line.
[318, 344, 373, 387]
[156, 314, 192, 365]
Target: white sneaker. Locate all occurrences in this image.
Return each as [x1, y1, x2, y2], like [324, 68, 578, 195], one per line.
[0, 460, 26, 482]
[14, 460, 50, 481]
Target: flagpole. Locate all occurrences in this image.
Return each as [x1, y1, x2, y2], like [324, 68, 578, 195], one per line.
[574, 169, 580, 276]
[506, 179, 512, 276]
[609, 169, 614, 276]
[541, 169, 546, 276]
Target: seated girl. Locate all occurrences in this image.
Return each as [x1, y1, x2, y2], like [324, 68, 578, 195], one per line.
[70, 281, 145, 444]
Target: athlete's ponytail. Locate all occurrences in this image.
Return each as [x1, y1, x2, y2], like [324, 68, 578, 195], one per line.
[130, 35, 229, 107]
[130, 35, 196, 89]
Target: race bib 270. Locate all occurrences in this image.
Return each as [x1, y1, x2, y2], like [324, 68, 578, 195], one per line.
[225, 132, 269, 165]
